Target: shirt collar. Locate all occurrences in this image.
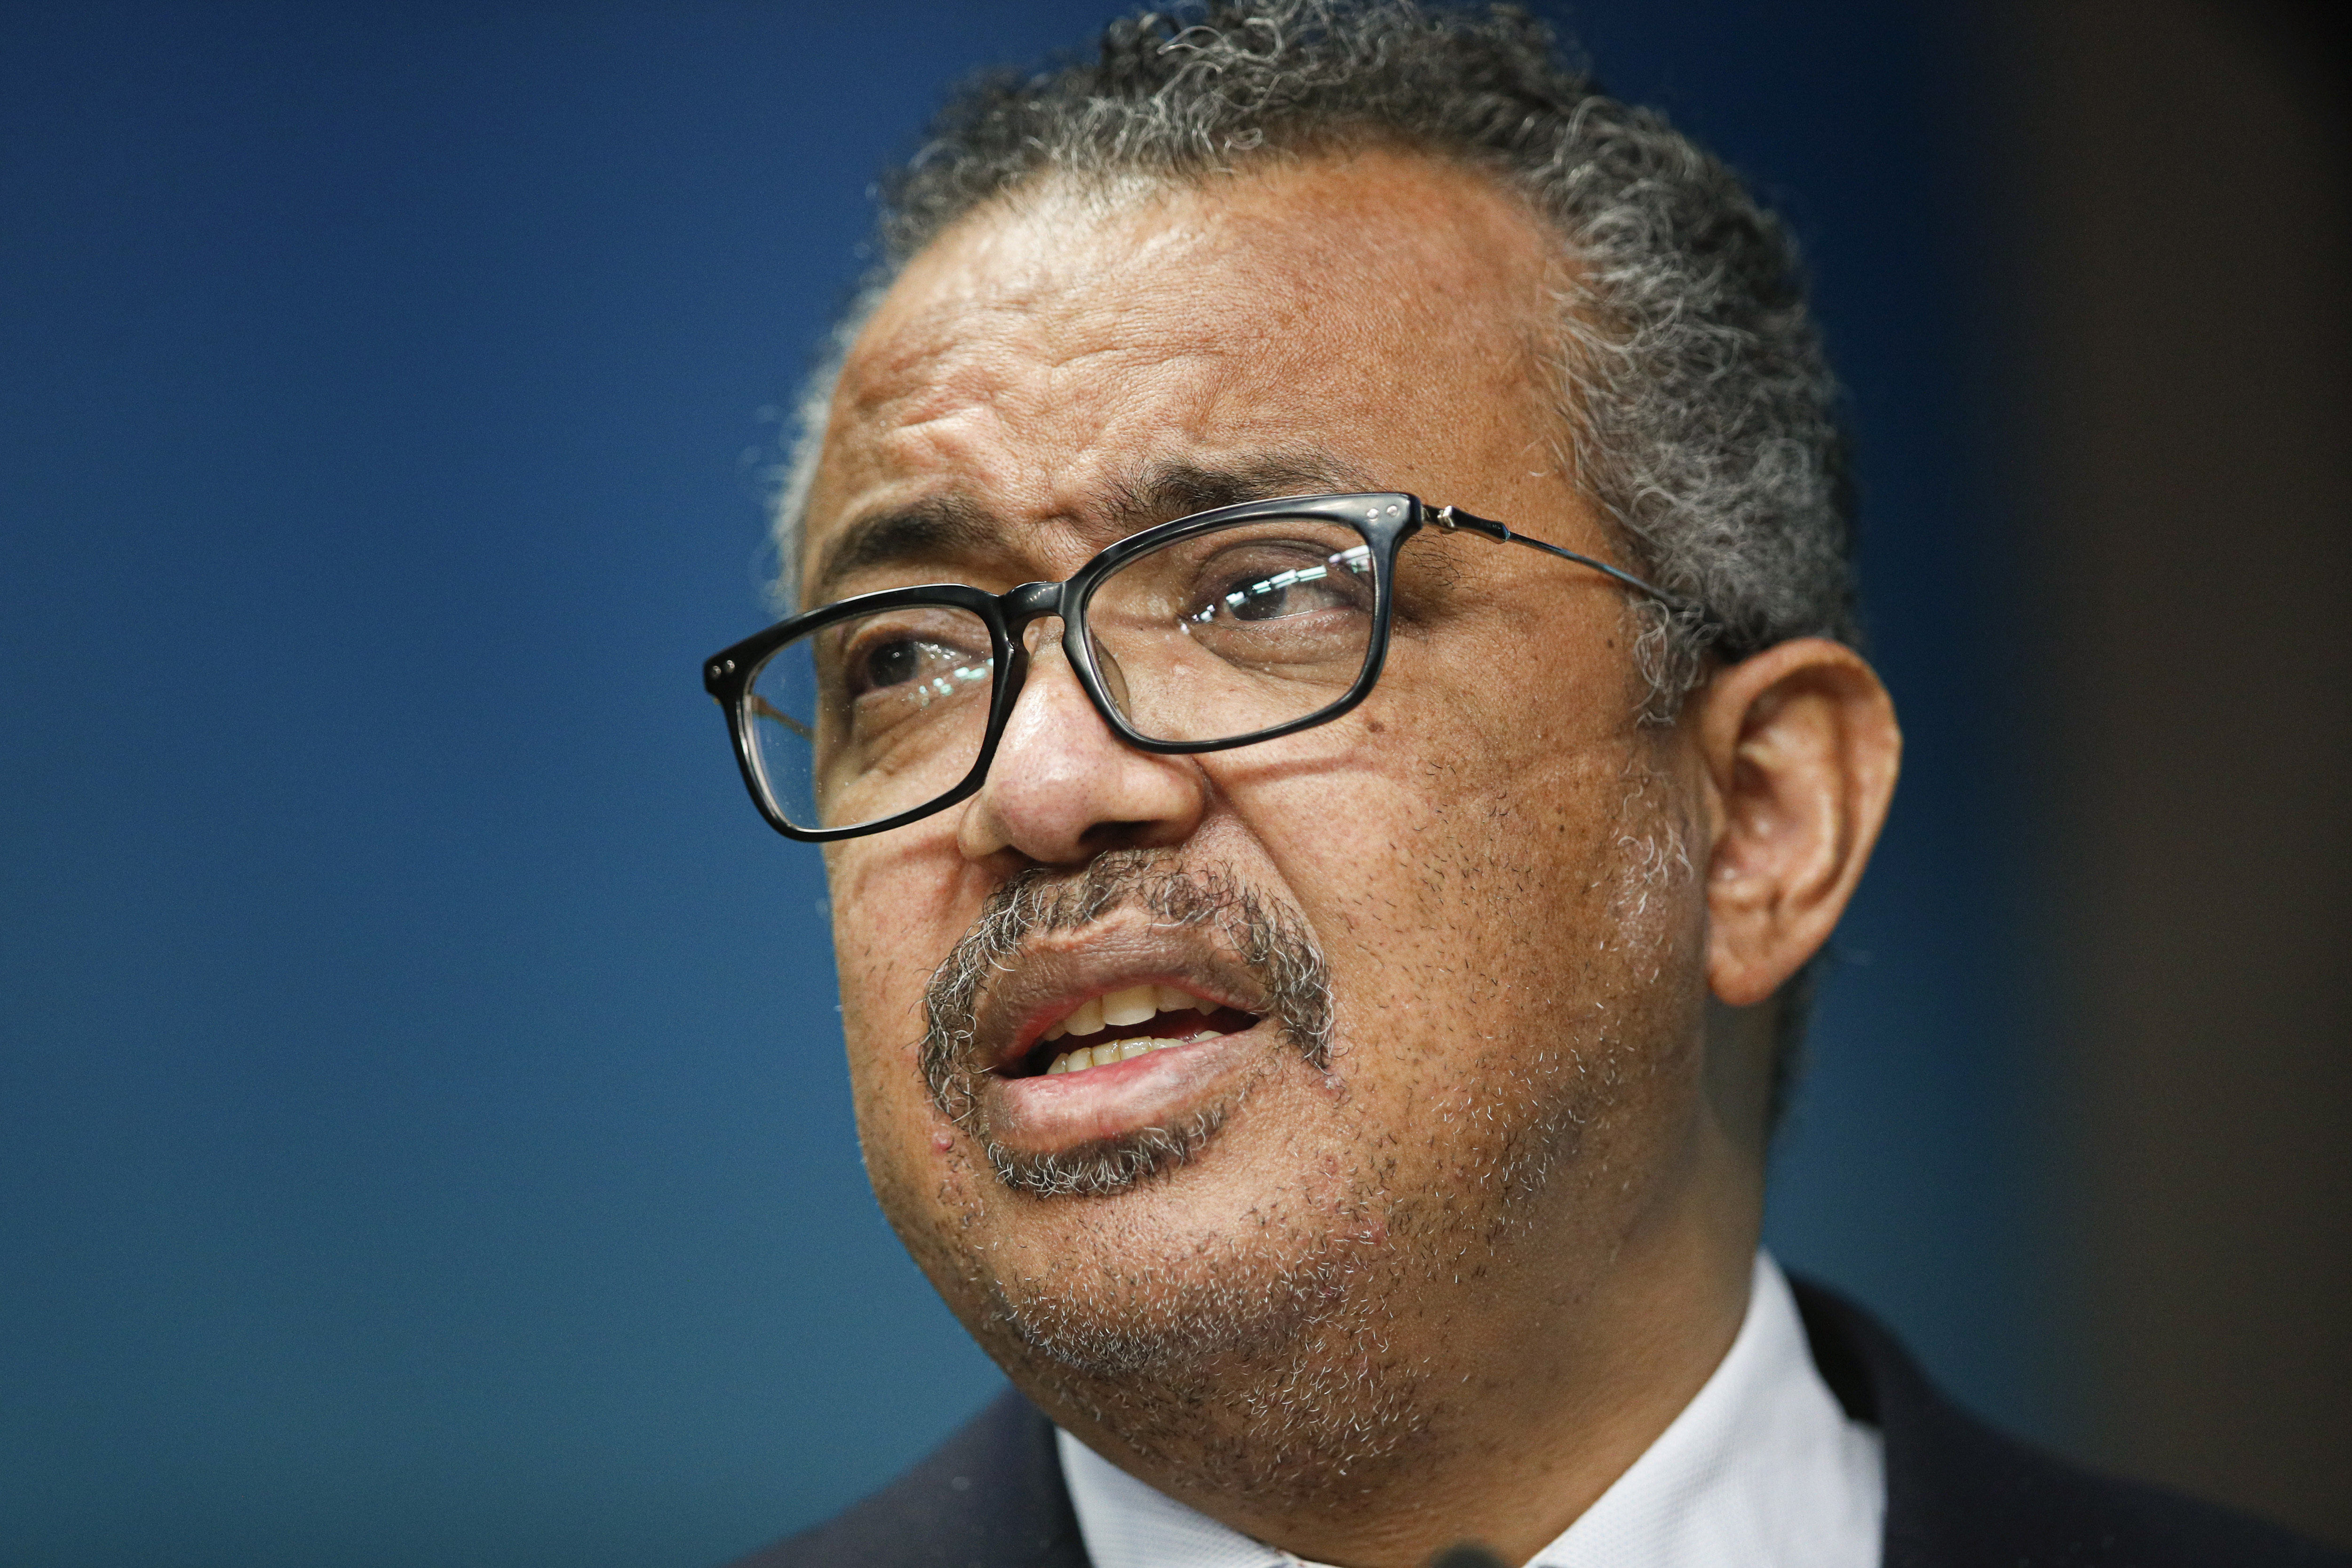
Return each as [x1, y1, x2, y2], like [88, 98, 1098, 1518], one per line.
[1057, 1251, 1884, 1568]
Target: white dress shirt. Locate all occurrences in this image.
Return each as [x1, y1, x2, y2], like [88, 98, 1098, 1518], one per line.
[1057, 1252, 1884, 1568]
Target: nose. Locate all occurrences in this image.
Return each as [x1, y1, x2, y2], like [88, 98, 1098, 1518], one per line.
[956, 619, 1207, 868]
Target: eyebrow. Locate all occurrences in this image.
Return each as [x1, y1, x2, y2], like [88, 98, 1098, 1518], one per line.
[807, 494, 1001, 607]
[806, 450, 1381, 608]
[1105, 453, 1378, 537]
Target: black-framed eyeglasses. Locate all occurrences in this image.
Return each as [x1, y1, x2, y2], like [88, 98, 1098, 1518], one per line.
[702, 491, 1693, 843]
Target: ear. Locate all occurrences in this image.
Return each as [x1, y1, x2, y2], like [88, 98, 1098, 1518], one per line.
[1692, 637, 1901, 1007]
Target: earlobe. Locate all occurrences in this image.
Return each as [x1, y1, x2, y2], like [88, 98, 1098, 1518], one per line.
[1695, 638, 1901, 1007]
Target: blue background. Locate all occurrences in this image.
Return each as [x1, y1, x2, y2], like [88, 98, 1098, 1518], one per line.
[0, 5, 2036, 1565]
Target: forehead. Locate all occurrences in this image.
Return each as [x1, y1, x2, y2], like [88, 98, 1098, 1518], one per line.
[806, 148, 1566, 581]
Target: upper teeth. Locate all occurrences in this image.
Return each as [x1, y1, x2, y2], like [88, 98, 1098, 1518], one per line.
[1038, 984, 1220, 1078]
[1043, 985, 1208, 1043]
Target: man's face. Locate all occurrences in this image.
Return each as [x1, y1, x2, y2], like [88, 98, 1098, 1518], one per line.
[803, 151, 1722, 1481]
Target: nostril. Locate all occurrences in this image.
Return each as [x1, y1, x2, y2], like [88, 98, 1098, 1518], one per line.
[1076, 820, 1161, 858]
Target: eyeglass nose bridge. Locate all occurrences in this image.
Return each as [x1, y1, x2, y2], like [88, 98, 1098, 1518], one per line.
[999, 579, 1066, 632]
[985, 578, 1139, 748]
[980, 579, 1083, 737]
[994, 576, 1104, 703]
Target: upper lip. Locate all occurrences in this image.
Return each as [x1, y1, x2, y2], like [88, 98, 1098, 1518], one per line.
[968, 927, 1270, 1075]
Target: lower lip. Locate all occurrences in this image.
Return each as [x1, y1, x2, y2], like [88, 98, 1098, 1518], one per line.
[986, 1029, 1260, 1150]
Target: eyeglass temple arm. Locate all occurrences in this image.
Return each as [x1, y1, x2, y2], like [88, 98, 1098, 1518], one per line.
[747, 692, 815, 741]
[1432, 505, 1709, 624]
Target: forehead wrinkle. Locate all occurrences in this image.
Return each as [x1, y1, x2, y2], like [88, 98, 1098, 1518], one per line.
[828, 314, 1237, 525]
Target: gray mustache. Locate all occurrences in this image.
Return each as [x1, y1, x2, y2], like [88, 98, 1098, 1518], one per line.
[920, 849, 1335, 1124]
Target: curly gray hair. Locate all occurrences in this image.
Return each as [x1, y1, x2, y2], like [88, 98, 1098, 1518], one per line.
[771, 0, 1859, 1119]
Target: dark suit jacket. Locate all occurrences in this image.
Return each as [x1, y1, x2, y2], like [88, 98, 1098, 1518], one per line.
[728, 1281, 2347, 1568]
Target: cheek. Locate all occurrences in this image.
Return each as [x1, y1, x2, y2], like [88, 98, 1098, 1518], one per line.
[824, 837, 967, 1037]
[831, 893, 973, 1252]
[823, 842, 973, 1157]
[1240, 693, 1630, 937]
[1228, 693, 1668, 1090]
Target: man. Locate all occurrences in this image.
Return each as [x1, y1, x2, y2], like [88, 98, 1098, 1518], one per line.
[700, 5, 2343, 1565]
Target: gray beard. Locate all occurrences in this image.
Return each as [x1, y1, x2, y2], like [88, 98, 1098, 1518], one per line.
[981, 1202, 1430, 1506]
[900, 786, 1685, 1502]
[912, 850, 1417, 1496]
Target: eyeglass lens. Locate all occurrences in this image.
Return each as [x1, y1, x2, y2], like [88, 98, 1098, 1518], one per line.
[742, 514, 1383, 833]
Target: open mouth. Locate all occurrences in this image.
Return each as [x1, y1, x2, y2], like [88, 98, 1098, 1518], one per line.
[999, 983, 1262, 1081]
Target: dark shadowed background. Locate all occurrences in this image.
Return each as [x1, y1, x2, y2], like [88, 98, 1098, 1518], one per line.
[2, 3, 2343, 1565]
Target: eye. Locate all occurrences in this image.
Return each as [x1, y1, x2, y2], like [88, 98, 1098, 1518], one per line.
[858, 637, 927, 691]
[836, 628, 990, 701]
[1186, 545, 1374, 626]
